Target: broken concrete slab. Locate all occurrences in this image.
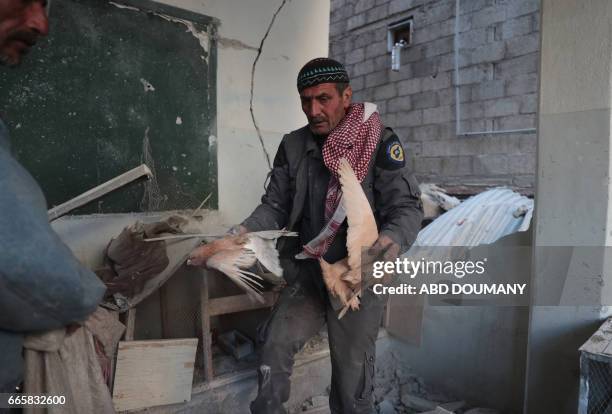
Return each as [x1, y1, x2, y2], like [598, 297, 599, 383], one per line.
[395, 367, 417, 386]
[399, 378, 421, 395]
[439, 400, 467, 411]
[465, 409, 501, 414]
[310, 395, 328, 407]
[377, 399, 397, 414]
[382, 387, 400, 406]
[374, 385, 389, 402]
[400, 393, 439, 411]
[301, 406, 331, 414]
[421, 408, 454, 414]
[301, 395, 328, 412]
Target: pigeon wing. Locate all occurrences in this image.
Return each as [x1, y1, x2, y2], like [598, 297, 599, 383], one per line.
[206, 249, 265, 303]
[245, 235, 283, 279]
[338, 158, 379, 274]
[250, 230, 298, 240]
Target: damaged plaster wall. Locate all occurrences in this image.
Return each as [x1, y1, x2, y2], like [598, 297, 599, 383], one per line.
[390, 231, 531, 413]
[526, 0, 612, 412]
[156, 0, 331, 223]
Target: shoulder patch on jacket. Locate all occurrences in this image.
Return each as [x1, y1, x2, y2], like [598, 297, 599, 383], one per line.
[376, 133, 405, 170]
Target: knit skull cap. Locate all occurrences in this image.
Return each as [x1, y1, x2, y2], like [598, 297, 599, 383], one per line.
[296, 57, 350, 92]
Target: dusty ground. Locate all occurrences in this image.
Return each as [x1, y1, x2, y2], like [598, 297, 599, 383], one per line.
[296, 336, 500, 414]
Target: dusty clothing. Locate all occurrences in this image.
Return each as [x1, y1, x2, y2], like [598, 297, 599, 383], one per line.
[251, 266, 386, 414]
[0, 118, 106, 390]
[23, 325, 116, 414]
[243, 123, 423, 413]
[299, 103, 382, 259]
[243, 124, 422, 250]
[22, 308, 123, 414]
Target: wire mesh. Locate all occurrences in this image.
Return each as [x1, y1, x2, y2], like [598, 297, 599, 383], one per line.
[580, 352, 612, 414]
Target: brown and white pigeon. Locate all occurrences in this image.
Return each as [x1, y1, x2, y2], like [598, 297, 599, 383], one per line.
[319, 158, 379, 316]
[186, 230, 297, 302]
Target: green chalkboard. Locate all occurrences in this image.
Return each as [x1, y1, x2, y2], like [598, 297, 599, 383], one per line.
[0, 0, 217, 213]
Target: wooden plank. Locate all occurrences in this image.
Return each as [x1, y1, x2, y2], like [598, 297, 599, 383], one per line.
[208, 291, 278, 316]
[160, 284, 170, 339]
[47, 164, 152, 221]
[192, 348, 331, 394]
[112, 338, 198, 412]
[200, 271, 214, 382]
[123, 308, 137, 341]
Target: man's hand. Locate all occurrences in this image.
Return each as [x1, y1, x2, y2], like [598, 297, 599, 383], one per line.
[363, 234, 400, 270]
[363, 234, 401, 285]
[371, 234, 401, 262]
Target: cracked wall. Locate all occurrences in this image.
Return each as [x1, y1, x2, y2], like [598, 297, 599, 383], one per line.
[156, 0, 331, 223]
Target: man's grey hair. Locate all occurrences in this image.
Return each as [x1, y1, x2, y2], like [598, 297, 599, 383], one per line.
[335, 82, 350, 94]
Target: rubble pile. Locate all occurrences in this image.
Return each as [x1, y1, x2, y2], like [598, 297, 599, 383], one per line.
[372, 352, 501, 414]
[296, 349, 502, 413]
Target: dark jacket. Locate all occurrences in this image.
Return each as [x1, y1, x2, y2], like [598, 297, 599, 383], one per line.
[242, 124, 423, 277]
[0, 119, 106, 391]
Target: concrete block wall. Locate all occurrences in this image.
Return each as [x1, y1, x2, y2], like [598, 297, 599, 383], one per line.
[330, 0, 539, 195]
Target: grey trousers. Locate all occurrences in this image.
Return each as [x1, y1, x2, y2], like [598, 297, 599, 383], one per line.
[250, 265, 386, 414]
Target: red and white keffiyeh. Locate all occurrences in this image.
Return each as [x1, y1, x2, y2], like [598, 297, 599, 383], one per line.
[297, 102, 382, 259]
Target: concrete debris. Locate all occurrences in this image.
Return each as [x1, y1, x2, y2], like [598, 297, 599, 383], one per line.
[394, 367, 411, 384]
[301, 332, 329, 355]
[398, 377, 422, 395]
[579, 317, 612, 356]
[439, 401, 467, 411]
[378, 399, 397, 414]
[382, 387, 401, 406]
[301, 395, 328, 411]
[372, 351, 454, 414]
[301, 407, 331, 414]
[400, 393, 439, 411]
[297, 349, 500, 414]
[421, 408, 454, 414]
[310, 396, 328, 407]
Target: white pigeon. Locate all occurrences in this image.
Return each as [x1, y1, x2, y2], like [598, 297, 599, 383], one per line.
[186, 230, 297, 302]
[319, 158, 379, 317]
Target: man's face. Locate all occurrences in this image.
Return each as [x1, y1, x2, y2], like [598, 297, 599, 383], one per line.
[0, 0, 49, 66]
[300, 83, 352, 136]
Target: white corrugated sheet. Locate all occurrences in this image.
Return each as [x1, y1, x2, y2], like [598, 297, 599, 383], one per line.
[415, 187, 534, 247]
